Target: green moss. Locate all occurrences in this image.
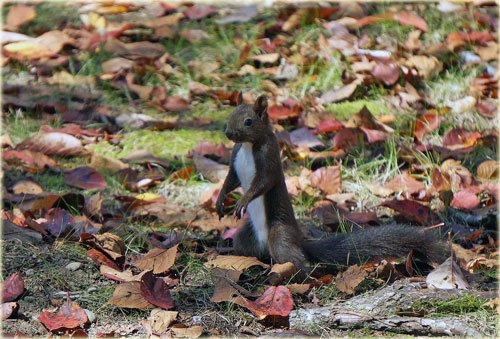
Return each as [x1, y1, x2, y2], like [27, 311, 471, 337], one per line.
[88, 129, 227, 160]
[325, 100, 392, 121]
[412, 295, 492, 316]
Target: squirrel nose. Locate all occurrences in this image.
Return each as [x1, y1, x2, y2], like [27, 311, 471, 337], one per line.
[225, 128, 234, 139]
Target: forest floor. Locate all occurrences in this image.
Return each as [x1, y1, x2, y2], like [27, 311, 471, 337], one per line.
[2, 1, 498, 337]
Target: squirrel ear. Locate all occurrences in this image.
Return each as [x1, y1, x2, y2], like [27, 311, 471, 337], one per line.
[253, 95, 268, 117]
[237, 91, 243, 105]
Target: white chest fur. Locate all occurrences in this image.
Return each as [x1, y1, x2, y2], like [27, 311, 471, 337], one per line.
[234, 143, 268, 249]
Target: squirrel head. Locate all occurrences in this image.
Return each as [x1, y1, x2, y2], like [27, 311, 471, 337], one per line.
[224, 92, 270, 144]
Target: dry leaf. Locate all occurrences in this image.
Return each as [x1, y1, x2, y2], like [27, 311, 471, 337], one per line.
[6, 4, 36, 30]
[108, 282, 154, 309]
[310, 165, 341, 195]
[426, 257, 469, 290]
[17, 132, 83, 156]
[149, 309, 178, 335]
[476, 160, 499, 181]
[405, 55, 442, 79]
[205, 255, 269, 271]
[133, 245, 178, 274]
[171, 325, 203, 338]
[210, 268, 243, 303]
[335, 265, 368, 294]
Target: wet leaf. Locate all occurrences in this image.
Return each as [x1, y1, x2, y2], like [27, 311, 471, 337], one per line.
[335, 265, 368, 294]
[140, 271, 175, 309]
[64, 167, 107, 190]
[38, 294, 89, 332]
[108, 282, 154, 309]
[133, 245, 178, 274]
[2, 273, 25, 302]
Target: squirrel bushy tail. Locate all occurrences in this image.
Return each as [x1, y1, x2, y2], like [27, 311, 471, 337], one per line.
[303, 224, 446, 266]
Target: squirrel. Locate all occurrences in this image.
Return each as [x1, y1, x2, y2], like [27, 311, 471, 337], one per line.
[216, 92, 446, 275]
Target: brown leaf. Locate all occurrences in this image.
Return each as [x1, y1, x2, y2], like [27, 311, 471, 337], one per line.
[2, 273, 25, 302]
[64, 167, 107, 190]
[16, 132, 83, 156]
[404, 30, 421, 51]
[450, 190, 480, 210]
[440, 159, 473, 190]
[38, 294, 89, 332]
[393, 12, 427, 31]
[405, 55, 442, 79]
[383, 172, 425, 197]
[133, 245, 178, 274]
[320, 80, 360, 104]
[268, 105, 299, 122]
[162, 96, 190, 112]
[183, 5, 217, 20]
[210, 268, 243, 303]
[250, 53, 280, 64]
[205, 255, 269, 271]
[474, 42, 498, 62]
[100, 266, 147, 283]
[11, 179, 44, 195]
[193, 154, 229, 183]
[372, 63, 399, 86]
[149, 309, 178, 335]
[267, 262, 298, 285]
[4, 30, 74, 60]
[108, 282, 154, 309]
[103, 39, 165, 59]
[239, 286, 294, 320]
[170, 325, 203, 338]
[426, 257, 469, 290]
[290, 127, 325, 148]
[6, 5, 36, 30]
[442, 128, 482, 150]
[313, 119, 344, 134]
[477, 160, 499, 181]
[346, 106, 394, 133]
[414, 112, 441, 139]
[89, 154, 129, 173]
[310, 165, 341, 195]
[335, 265, 368, 294]
[87, 249, 121, 271]
[332, 127, 366, 150]
[140, 271, 175, 309]
[381, 199, 440, 225]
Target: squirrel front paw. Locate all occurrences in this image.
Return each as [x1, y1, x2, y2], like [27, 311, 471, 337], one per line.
[216, 191, 226, 220]
[233, 199, 248, 219]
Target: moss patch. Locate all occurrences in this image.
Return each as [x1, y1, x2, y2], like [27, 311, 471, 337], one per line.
[325, 100, 393, 121]
[88, 129, 227, 160]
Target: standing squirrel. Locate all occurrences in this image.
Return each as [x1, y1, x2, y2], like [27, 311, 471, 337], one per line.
[216, 92, 445, 275]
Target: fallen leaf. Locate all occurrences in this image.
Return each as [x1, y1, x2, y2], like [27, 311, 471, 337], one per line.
[87, 249, 121, 271]
[38, 294, 89, 332]
[210, 268, 243, 303]
[240, 286, 293, 320]
[162, 96, 190, 112]
[16, 132, 83, 156]
[100, 266, 147, 283]
[183, 5, 217, 20]
[404, 30, 421, 51]
[149, 309, 178, 335]
[383, 172, 425, 197]
[440, 159, 473, 190]
[450, 190, 480, 210]
[442, 128, 481, 150]
[331, 128, 366, 150]
[108, 282, 154, 309]
[466, 257, 497, 273]
[2, 273, 25, 302]
[250, 53, 280, 64]
[6, 4, 36, 30]
[133, 245, 178, 274]
[1, 302, 18, 320]
[474, 41, 498, 62]
[205, 255, 269, 271]
[192, 154, 229, 183]
[320, 79, 360, 104]
[393, 11, 427, 31]
[215, 6, 258, 24]
[372, 63, 399, 86]
[405, 55, 442, 79]
[290, 127, 325, 148]
[335, 265, 368, 294]
[64, 167, 107, 190]
[140, 271, 175, 309]
[313, 119, 344, 134]
[414, 111, 442, 139]
[170, 325, 203, 338]
[268, 105, 299, 122]
[426, 257, 469, 290]
[4, 30, 74, 60]
[267, 262, 298, 285]
[40, 208, 74, 237]
[310, 165, 341, 195]
[11, 179, 44, 195]
[477, 160, 499, 181]
[381, 199, 440, 225]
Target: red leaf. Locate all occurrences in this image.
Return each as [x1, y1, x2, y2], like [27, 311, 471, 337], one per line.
[64, 167, 107, 190]
[442, 128, 482, 150]
[372, 63, 400, 86]
[38, 294, 88, 332]
[2, 273, 25, 302]
[450, 190, 480, 210]
[393, 12, 428, 32]
[361, 127, 388, 143]
[313, 119, 344, 134]
[447, 31, 493, 45]
[183, 5, 217, 20]
[381, 199, 440, 225]
[140, 271, 175, 309]
[332, 128, 366, 150]
[86, 249, 121, 271]
[414, 112, 441, 140]
[268, 105, 299, 122]
[241, 286, 293, 320]
[3, 149, 57, 172]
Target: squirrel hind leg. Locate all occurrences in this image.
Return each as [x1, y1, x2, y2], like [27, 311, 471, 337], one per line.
[268, 222, 310, 276]
[233, 221, 270, 261]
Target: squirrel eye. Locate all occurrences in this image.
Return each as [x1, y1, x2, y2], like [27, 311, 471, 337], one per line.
[244, 118, 253, 126]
